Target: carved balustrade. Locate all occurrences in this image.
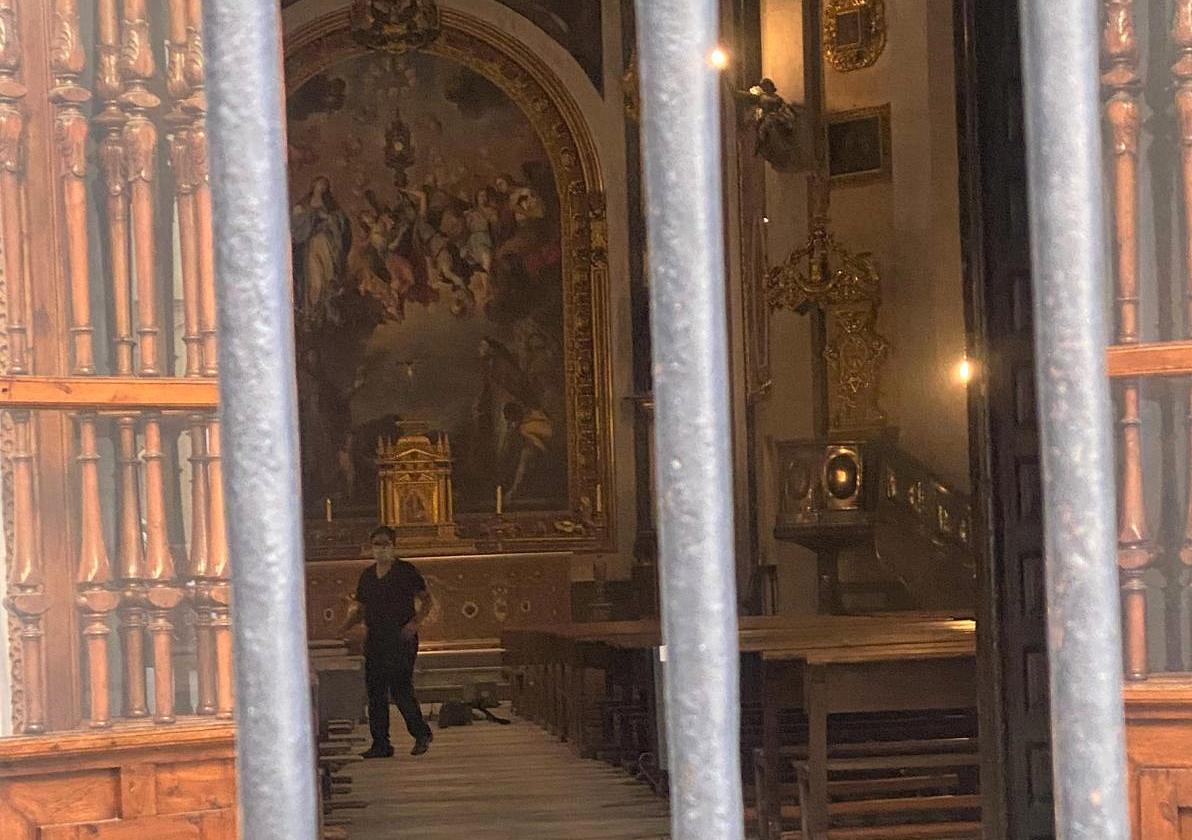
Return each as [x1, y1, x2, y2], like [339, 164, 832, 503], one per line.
[0, 0, 231, 734]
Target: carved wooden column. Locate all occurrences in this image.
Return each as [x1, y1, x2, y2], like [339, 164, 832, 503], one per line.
[120, 0, 163, 376]
[142, 413, 183, 723]
[1103, 0, 1153, 680]
[96, 0, 132, 374]
[205, 415, 233, 718]
[1171, 1, 1192, 661]
[115, 415, 149, 718]
[6, 414, 45, 733]
[0, 0, 27, 374]
[167, 0, 203, 378]
[185, 0, 218, 377]
[75, 413, 120, 728]
[0, 0, 41, 735]
[188, 414, 216, 715]
[51, 0, 95, 374]
[51, 4, 123, 728]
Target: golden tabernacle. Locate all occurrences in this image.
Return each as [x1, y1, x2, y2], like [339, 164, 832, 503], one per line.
[376, 423, 458, 541]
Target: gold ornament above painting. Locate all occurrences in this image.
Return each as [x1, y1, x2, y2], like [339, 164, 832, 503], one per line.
[285, 6, 612, 556]
[824, 0, 887, 73]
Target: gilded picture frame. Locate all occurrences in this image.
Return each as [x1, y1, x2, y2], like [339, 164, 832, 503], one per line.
[285, 8, 614, 554]
[823, 0, 887, 73]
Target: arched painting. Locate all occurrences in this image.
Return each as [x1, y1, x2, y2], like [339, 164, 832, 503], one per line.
[288, 48, 569, 520]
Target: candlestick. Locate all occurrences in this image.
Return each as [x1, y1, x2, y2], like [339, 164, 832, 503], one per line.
[496, 485, 503, 516]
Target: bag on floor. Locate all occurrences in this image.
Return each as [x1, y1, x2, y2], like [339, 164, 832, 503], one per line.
[438, 700, 474, 728]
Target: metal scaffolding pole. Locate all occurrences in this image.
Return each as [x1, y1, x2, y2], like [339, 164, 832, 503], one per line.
[202, 2, 319, 838]
[635, 2, 744, 838]
[1018, 1, 1130, 837]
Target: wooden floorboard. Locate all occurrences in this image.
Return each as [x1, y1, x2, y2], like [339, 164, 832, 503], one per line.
[346, 711, 672, 839]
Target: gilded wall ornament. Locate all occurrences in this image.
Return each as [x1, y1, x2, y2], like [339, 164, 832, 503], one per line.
[622, 48, 640, 122]
[824, 0, 886, 73]
[350, 0, 441, 54]
[767, 219, 888, 431]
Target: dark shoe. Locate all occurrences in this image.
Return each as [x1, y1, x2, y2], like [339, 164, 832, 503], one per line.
[411, 734, 432, 756]
[361, 743, 394, 759]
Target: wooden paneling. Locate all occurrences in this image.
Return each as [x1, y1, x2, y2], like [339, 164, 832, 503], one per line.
[0, 723, 236, 840]
[955, 0, 1052, 835]
[1125, 677, 1192, 839]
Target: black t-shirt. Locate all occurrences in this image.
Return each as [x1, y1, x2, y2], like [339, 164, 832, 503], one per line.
[354, 560, 427, 654]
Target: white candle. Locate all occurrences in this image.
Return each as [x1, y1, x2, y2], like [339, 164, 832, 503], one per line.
[325, 497, 333, 522]
[496, 485, 503, 515]
[595, 483, 603, 515]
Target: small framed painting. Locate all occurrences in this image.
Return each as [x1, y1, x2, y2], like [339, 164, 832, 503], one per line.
[826, 104, 891, 186]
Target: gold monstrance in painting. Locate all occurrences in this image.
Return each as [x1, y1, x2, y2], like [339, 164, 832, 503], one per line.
[377, 423, 458, 541]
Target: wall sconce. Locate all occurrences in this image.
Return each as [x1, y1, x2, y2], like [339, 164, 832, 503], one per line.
[709, 46, 731, 70]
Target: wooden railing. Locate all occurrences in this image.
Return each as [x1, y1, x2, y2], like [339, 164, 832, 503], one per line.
[1099, 0, 1192, 683]
[0, 0, 230, 734]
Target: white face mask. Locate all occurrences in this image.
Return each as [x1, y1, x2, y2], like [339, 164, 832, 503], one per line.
[372, 545, 396, 563]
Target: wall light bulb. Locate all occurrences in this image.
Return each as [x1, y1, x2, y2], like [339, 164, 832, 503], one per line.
[956, 357, 974, 385]
[709, 46, 730, 70]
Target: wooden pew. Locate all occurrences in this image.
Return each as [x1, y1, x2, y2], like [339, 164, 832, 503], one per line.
[759, 629, 977, 840]
[503, 614, 979, 840]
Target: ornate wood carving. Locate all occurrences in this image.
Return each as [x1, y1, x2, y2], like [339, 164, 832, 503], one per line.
[167, 0, 203, 377]
[0, 0, 27, 375]
[96, 0, 134, 376]
[1103, 0, 1153, 680]
[187, 414, 216, 715]
[115, 415, 148, 718]
[182, 0, 218, 377]
[5, 410, 44, 733]
[51, 0, 95, 375]
[141, 413, 183, 723]
[120, 0, 163, 376]
[74, 412, 119, 728]
[1172, 2, 1192, 637]
[204, 415, 233, 718]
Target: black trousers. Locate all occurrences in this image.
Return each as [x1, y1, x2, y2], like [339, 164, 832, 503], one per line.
[365, 641, 431, 746]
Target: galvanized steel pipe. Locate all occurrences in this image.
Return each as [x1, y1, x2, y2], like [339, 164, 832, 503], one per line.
[202, 2, 319, 838]
[1018, 1, 1130, 837]
[635, 2, 745, 838]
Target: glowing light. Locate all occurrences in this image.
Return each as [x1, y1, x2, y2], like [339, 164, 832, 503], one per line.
[709, 46, 730, 70]
[956, 357, 974, 385]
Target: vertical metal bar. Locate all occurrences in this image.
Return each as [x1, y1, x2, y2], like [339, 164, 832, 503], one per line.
[1018, 2, 1130, 838]
[635, 3, 744, 839]
[201, 3, 318, 839]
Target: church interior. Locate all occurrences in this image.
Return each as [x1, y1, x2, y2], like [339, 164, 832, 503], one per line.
[0, 0, 1189, 838]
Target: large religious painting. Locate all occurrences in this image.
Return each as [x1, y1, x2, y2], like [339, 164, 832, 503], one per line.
[285, 9, 611, 552]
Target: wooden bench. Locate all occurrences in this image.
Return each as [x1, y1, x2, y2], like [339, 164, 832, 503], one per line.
[503, 614, 979, 840]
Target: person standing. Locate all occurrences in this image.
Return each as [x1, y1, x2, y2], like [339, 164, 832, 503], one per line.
[341, 526, 434, 757]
